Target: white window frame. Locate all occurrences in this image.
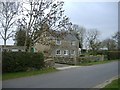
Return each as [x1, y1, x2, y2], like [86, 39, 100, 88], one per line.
[71, 41, 75, 46]
[71, 50, 75, 55]
[56, 39, 61, 45]
[63, 50, 68, 55]
[56, 49, 61, 55]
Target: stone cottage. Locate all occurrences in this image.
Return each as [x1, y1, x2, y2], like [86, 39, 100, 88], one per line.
[34, 31, 80, 58]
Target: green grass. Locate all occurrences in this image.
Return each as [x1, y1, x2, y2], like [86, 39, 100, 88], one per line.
[2, 67, 58, 80]
[104, 78, 119, 88]
[79, 60, 118, 66]
[101, 78, 120, 90]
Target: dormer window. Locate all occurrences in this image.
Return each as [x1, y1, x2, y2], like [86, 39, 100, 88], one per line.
[71, 41, 75, 46]
[56, 39, 61, 45]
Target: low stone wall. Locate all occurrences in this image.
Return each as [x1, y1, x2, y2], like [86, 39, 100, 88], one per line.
[54, 55, 104, 65]
[54, 57, 76, 65]
[77, 55, 104, 64]
[44, 58, 55, 68]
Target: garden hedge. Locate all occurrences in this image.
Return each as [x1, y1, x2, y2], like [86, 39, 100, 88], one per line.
[2, 52, 44, 73]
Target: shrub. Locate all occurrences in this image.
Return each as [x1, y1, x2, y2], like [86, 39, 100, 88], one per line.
[79, 54, 85, 57]
[2, 52, 44, 73]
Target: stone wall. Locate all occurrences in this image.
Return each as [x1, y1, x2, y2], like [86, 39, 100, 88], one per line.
[54, 55, 104, 65]
[54, 57, 76, 65]
[44, 58, 55, 68]
[77, 55, 104, 64]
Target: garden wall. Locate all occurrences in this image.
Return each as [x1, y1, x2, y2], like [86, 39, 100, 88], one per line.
[54, 55, 104, 65]
[44, 58, 55, 68]
[54, 57, 76, 65]
[77, 55, 104, 64]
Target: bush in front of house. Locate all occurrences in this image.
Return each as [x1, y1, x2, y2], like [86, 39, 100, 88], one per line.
[2, 52, 44, 73]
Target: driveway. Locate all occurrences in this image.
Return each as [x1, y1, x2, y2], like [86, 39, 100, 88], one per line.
[3, 61, 118, 88]
[54, 63, 71, 68]
[54, 63, 80, 70]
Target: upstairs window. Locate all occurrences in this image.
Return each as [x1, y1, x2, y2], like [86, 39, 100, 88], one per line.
[71, 41, 75, 46]
[56, 39, 61, 45]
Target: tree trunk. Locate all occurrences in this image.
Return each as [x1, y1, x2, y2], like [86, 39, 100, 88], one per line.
[28, 42, 32, 52]
[4, 39, 6, 47]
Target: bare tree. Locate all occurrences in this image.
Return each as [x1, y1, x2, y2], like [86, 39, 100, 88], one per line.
[86, 29, 101, 51]
[70, 24, 86, 49]
[0, 2, 21, 46]
[102, 38, 117, 50]
[18, 0, 72, 51]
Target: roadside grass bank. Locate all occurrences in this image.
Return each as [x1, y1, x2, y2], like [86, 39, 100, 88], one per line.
[78, 59, 119, 66]
[101, 78, 119, 90]
[2, 67, 58, 80]
[104, 78, 119, 88]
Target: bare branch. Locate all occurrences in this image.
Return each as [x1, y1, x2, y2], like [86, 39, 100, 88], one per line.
[0, 2, 21, 45]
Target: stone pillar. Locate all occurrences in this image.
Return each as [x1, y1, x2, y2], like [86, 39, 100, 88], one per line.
[74, 56, 77, 65]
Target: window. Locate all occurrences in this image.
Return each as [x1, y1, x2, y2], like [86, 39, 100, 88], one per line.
[71, 41, 75, 46]
[63, 50, 68, 55]
[56, 39, 61, 45]
[71, 50, 75, 55]
[56, 50, 61, 55]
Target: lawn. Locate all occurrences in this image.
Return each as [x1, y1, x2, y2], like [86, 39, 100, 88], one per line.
[2, 67, 58, 80]
[79, 60, 118, 66]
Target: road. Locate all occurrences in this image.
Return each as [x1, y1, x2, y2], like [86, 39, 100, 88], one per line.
[2, 61, 118, 88]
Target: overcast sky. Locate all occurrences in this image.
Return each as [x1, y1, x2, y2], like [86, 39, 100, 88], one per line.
[63, 1, 118, 40]
[0, 1, 118, 45]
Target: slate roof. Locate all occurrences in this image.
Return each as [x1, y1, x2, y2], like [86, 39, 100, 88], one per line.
[64, 33, 78, 41]
[53, 29, 78, 40]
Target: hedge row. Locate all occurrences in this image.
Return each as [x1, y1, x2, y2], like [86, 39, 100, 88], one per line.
[2, 52, 44, 73]
[107, 51, 120, 60]
[96, 50, 120, 60]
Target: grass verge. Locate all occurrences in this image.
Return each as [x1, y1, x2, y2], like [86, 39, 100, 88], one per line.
[79, 60, 118, 66]
[2, 67, 58, 80]
[104, 78, 119, 88]
[101, 78, 119, 90]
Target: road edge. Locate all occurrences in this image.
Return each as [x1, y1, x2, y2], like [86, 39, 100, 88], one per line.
[93, 75, 119, 88]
